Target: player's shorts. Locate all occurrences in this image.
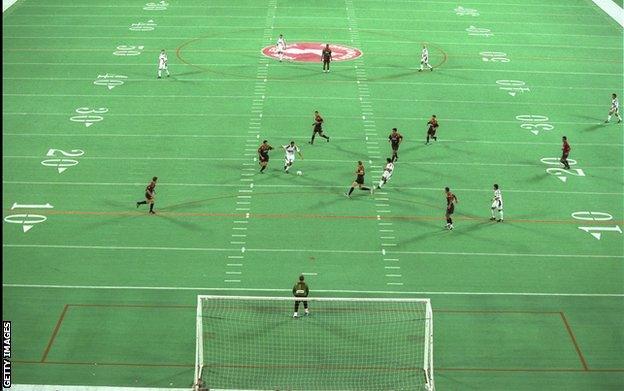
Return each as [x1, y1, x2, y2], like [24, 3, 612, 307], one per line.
[277, 44, 285, 53]
[284, 156, 295, 164]
[609, 108, 619, 115]
[561, 152, 569, 160]
[427, 127, 437, 135]
[145, 192, 154, 201]
[491, 200, 503, 210]
[313, 127, 323, 133]
[447, 204, 455, 215]
[391, 143, 400, 151]
[158, 64, 167, 70]
[259, 154, 269, 163]
[382, 171, 392, 181]
[355, 175, 365, 185]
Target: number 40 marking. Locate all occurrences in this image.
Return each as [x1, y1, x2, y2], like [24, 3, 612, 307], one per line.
[571, 211, 622, 240]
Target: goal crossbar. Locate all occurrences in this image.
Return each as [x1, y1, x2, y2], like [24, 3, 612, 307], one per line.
[194, 295, 434, 391]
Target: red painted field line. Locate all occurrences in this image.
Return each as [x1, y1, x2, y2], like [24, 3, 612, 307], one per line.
[69, 303, 194, 309]
[560, 311, 590, 371]
[4, 208, 620, 226]
[40, 304, 69, 363]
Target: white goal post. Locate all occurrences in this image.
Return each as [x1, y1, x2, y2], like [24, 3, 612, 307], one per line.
[193, 295, 434, 391]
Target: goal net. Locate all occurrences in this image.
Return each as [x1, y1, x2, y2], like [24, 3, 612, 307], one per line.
[193, 295, 434, 391]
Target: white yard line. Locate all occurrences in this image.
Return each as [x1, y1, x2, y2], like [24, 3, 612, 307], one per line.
[4, 244, 622, 259]
[3, 181, 622, 195]
[3, 284, 622, 297]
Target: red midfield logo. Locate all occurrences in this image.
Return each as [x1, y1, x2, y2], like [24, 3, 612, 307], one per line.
[261, 42, 363, 62]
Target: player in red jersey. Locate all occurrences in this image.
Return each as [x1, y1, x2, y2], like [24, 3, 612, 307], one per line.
[309, 111, 330, 144]
[258, 140, 274, 173]
[136, 176, 157, 214]
[322, 44, 332, 73]
[560, 136, 571, 169]
[445, 187, 458, 230]
[388, 128, 403, 162]
[425, 115, 439, 145]
[345, 161, 372, 198]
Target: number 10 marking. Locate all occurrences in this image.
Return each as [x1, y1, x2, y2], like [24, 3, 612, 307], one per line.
[571, 211, 622, 240]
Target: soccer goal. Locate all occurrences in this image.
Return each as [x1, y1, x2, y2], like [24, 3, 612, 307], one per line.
[193, 295, 434, 391]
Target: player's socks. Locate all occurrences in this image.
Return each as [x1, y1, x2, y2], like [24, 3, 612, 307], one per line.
[498, 211, 504, 221]
[361, 186, 370, 191]
[321, 135, 329, 141]
[348, 187, 355, 196]
[158, 70, 162, 78]
[305, 309, 309, 315]
[293, 312, 298, 318]
[260, 165, 266, 173]
[378, 180, 384, 189]
[310, 134, 316, 144]
[137, 201, 147, 207]
[433, 136, 437, 141]
[149, 203, 154, 213]
[426, 135, 430, 144]
[491, 209, 496, 219]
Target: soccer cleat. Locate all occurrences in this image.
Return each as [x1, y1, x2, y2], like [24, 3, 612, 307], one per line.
[619, 119, 622, 123]
[605, 120, 609, 123]
[418, 69, 422, 72]
[327, 137, 330, 142]
[149, 210, 156, 215]
[430, 68, 433, 71]
[293, 313, 298, 318]
[344, 193, 351, 198]
[136, 202, 140, 208]
[449, 224, 454, 230]
[157, 76, 161, 79]
[304, 311, 309, 316]
[489, 217, 496, 221]
[497, 219, 503, 222]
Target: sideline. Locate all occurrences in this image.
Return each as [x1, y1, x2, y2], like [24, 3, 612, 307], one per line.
[592, 0, 624, 27]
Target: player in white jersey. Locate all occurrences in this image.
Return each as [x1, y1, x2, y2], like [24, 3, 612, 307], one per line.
[605, 93, 622, 123]
[419, 45, 433, 71]
[489, 184, 503, 222]
[276, 34, 286, 62]
[282, 141, 303, 173]
[157, 49, 170, 78]
[376, 158, 395, 189]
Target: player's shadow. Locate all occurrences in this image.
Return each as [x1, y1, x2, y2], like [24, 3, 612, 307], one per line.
[155, 211, 205, 231]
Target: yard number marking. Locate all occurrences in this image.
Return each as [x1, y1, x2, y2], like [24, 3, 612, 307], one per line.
[4, 203, 54, 233]
[515, 115, 554, 135]
[93, 73, 127, 90]
[496, 80, 529, 97]
[143, 1, 169, 10]
[466, 26, 493, 37]
[41, 149, 85, 173]
[130, 20, 156, 31]
[571, 212, 622, 240]
[113, 45, 145, 56]
[480, 51, 509, 63]
[540, 157, 585, 183]
[455, 6, 479, 16]
[70, 107, 108, 127]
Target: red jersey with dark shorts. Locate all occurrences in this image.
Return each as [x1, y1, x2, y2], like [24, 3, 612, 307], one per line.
[322, 48, 332, 62]
[313, 115, 324, 132]
[389, 132, 403, 149]
[427, 118, 439, 134]
[562, 141, 570, 157]
[145, 180, 156, 199]
[258, 144, 272, 162]
[446, 192, 456, 214]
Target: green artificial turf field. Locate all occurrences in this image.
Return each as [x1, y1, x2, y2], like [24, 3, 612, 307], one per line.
[2, 0, 623, 390]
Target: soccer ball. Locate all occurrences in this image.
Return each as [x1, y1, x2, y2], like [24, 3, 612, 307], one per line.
[296, 171, 302, 176]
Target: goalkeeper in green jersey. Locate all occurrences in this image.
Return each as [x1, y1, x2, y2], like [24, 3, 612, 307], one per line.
[292, 275, 310, 318]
